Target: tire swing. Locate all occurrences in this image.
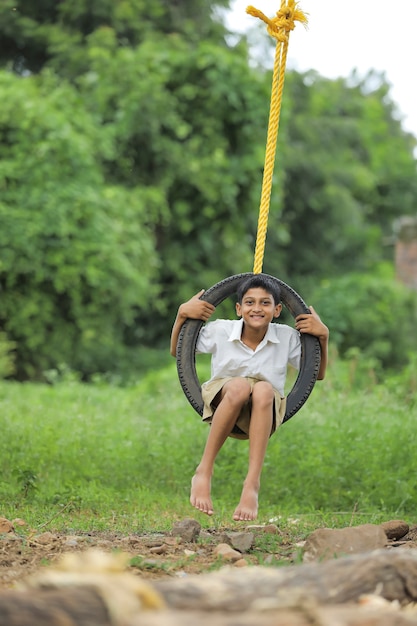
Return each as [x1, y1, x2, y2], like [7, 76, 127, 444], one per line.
[177, 273, 321, 423]
[176, 2, 321, 424]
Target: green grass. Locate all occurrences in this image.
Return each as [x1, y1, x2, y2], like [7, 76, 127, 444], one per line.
[0, 354, 416, 534]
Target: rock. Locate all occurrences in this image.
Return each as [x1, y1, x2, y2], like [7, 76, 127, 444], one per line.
[12, 518, 26, 527]
[183, 549, 196, 557]
[399, 525, 417, 542]
[219, 531, 254, 553]
[171, 519, 201, 543]
[213, 543, 242, 562]
[199, 530, 213, 541]
[303, 524, 387, 562]
[164, 537, 181, 547]
[262, 524, 282, 535]
[149, 545, 168, 555]
[0, 517, 14, 533]
[263, 555, 275, 565]
[234, 558, 249, 567]
[33, 532, 58, 545]
[381, 520, 409, 540]
[124, 535, 145, 545]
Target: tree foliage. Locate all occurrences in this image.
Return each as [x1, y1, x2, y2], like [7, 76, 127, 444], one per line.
[310, 264, 417, 372]
[74, 31, 270, 311]
[0, 71, 159, 377]
[0, 0, 230, 74]
[262, 69, 417, 287]
[0, 0, 416, 378]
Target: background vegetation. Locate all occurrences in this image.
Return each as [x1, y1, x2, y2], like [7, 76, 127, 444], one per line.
[0, 1, 416, 531]
[0, 0, 416, 380]
[1, 353, 416, 531]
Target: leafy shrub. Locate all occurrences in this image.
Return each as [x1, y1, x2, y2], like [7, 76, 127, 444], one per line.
[0, 332, 15, 378]
[310, 265, 417, 371]
[0, 72, 159, 379]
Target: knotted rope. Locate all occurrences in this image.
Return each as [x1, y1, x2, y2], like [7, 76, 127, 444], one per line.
[248, 1, 307, 273]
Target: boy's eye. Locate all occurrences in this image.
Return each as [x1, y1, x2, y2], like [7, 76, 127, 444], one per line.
[243, 299, 272, 306]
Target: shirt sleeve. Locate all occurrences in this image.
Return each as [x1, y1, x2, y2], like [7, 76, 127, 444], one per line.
[196, 321, 216, 354]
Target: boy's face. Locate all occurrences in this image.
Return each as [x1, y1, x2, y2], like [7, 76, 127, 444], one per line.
[235, 287, 282, 330]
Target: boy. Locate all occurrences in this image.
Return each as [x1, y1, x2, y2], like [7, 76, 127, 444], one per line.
[170, 274, 329, 521]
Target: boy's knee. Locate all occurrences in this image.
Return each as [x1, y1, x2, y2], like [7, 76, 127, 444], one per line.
[223, 378, 251, 405]
[252, 381, 275, 407]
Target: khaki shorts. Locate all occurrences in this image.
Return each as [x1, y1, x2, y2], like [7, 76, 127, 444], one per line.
[201, 377, 286, 440]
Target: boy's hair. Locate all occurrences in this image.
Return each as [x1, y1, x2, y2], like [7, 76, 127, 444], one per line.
[236, 275, 281, 305]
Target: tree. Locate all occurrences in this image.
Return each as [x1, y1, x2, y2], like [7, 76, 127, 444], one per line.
[0, 70, 159, 377]
[264, 69, 417, 288]
[0, 0, 273, 371]
[0, 0, 230, 75]
[1, 1, 417, 377]
[310, 264, 417, 372]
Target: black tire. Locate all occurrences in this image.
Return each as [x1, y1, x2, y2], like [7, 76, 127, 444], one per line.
[176, 273, 321, 423]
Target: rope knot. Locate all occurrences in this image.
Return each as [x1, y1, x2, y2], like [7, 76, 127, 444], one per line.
[246, 2, 307, 42]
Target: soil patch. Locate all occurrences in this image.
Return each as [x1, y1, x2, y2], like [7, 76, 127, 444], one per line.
[0, 526, 296, 588]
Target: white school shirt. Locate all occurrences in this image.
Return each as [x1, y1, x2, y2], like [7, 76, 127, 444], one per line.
[196, 318, 301, 396]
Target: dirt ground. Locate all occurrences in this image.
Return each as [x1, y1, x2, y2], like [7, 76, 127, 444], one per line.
[0, 525, 296, 589]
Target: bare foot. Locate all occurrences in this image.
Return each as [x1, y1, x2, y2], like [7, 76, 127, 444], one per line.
[190, 472, 214, 516]
[233, 485, 259, 521]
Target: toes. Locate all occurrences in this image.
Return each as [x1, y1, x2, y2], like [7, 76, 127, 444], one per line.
[191, 499, 214, 516]
[233, 509, 256, 522]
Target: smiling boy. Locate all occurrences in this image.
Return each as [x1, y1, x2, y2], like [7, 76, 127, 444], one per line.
[170, 274, 329, 521]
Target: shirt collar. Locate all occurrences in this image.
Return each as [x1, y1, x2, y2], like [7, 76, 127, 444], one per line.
[228, 319, 244, 341]
[265, 324, 280, 343]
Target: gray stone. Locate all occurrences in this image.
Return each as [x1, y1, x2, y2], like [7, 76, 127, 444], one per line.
[171, 519, 201, 543]
[219, 531, 254, 553]
[303, 524, 387, 562]
[213, 543, 242, 562]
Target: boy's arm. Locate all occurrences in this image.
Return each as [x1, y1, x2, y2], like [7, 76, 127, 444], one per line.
[170, 289, 216, 357]
[295, 306, 329, 380]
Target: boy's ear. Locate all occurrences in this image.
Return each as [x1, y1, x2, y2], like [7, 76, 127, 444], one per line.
[273, 303, 282, 318]
[235, 302, 242, 317]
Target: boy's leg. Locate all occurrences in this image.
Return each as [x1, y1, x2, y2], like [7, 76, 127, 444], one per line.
[233, 381, 275, 522]
[191, 378, 251, 515]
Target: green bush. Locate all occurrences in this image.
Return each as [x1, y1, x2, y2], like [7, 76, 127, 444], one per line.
[310, 265, 417, 372]
[0, 332, 15, 378]
[0, 71, 159, 379]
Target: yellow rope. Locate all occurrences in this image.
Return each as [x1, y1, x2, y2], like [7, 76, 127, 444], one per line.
[248, 1, 307, 274]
